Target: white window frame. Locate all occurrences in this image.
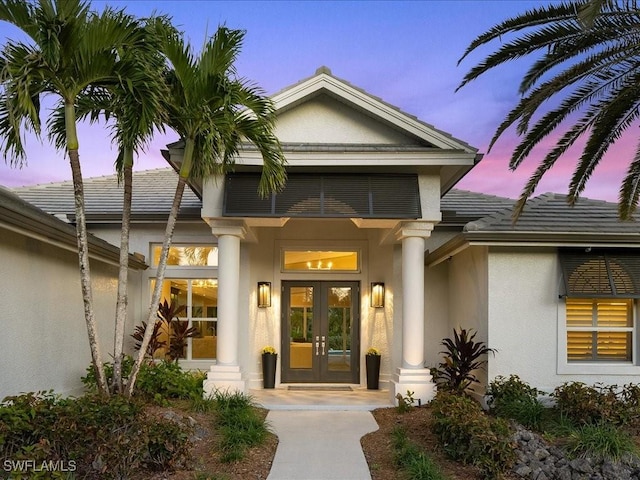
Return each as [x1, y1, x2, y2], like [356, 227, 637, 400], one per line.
[147, 242, 218, 363]
[558, 298, 640, 375]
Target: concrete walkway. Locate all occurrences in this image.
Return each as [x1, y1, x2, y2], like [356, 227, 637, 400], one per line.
[266, 410, 379, 480]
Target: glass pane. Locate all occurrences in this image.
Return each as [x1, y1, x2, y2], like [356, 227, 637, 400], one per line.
[566, 298, 594, 327]
[283, 250, 358, 271]
[192, 321, 217, 359]
[327, 287, 352, 372]
[596, 300, 633, 327]
[597, 331, 632, 361]
[153, 245, 218, 267]
[567, 331, 594, 361]
[289, 287, 313, 369]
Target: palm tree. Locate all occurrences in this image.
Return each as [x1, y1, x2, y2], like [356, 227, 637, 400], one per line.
[126, 25, 287, 396]
[457, 0, 640, 219]
[0, 0, 159, 395]
[68, 17, 170, 393]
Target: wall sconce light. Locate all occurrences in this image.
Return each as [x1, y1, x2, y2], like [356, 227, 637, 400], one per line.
[258, 282, 271, 308]
[371, 282, 385, 308]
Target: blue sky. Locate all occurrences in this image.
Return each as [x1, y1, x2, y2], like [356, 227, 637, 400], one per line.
[0, 0, 630, 203]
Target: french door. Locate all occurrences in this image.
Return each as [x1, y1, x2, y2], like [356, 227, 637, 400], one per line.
[281, 281, 360, 383]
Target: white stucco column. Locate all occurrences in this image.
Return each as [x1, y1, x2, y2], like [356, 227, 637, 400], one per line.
[391, 221, 437, 406]
[216, 234, 240, 365]
[203, 220, 248, 397]
[402, 235, 425, 368]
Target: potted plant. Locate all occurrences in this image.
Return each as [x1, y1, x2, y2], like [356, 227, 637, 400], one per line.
[366, 347, 381, 390]
[261, 346, 277, 389]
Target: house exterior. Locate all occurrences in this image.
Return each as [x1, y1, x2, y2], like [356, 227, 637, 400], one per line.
[6, 67, 640, 403]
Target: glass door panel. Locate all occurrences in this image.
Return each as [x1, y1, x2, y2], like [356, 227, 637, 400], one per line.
[281, 281, 359, 383]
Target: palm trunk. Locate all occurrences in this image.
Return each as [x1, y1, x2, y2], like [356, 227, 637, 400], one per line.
[112, 148, 133, 394]
[126, 172, 188, 397]
[66, 102, 109, 396]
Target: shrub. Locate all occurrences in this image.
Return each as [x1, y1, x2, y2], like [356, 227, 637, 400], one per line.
[432, 328, 495, 394]
[565, 423, 638, 461]
[0, 392, 192, 478]
[551, 382, 640, 426]
[392, 426, 446, 480]
[431, 391, 515, 479]
[82, 357, 206, 404]
[488, 375, 546, 430]
[212, 390, 270, 463]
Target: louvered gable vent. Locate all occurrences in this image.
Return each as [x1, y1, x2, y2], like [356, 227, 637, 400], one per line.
[223, 173, 421, 219]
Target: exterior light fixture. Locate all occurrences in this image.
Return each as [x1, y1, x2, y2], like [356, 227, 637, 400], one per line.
[258, 282, 271, 308]
[371, 282, 385, 308]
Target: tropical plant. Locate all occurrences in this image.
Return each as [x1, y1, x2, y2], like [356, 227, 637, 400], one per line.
[0, 0, 161, 395]
[458, 0, 640, 219]
[128, 25, 287, 395]
[68, 15, 171, 394]
[131, 321, 166, 358]
[433, 328, 495, 393]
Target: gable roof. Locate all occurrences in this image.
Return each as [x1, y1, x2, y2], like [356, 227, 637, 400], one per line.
[0, 186, 147, 269]
[271, 66, 478, 153]
[13, 168, 202, 222]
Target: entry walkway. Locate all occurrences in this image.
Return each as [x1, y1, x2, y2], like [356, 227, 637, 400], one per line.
[251, 387, 391, 480]
[266, 410, 379, 480]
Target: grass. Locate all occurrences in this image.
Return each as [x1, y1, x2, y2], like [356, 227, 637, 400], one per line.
[211, 390, 271, 462]
[565, 423, 639, 461]
[392, 426, 447, 480]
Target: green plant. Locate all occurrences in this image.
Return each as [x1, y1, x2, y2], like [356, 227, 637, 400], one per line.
[392, 426, 446, 480]
[212, 390, 270, 463]
[156, 299, 198, 362]
[565, 423, 638, 461]
[396, 390, 415, 413]
[431, 391, 515, 479]
[81, 355, 135, 392]
[488, 375, 546, 429]
[433, 328, 495, 394]
[0, 392, 192, 478]
[552, 382, 621, 426]
[135, 361, 206, 403]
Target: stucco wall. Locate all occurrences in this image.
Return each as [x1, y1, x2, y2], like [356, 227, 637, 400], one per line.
[446, 245, 489, 385]
[245, 218, 395, 388]
[0, 229, 140, 398]
[275, 95, 421, 144]
[424, 261, 450, 369]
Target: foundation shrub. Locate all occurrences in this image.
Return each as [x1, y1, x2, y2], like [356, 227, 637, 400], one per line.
[431, 391, 515, 480]
[82, 357, 206, 404]
[488, 375, 546, 430]
[552, 382, 640, 427]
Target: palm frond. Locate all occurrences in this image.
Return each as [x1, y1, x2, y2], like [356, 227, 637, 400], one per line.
[618, 141, 640, 219]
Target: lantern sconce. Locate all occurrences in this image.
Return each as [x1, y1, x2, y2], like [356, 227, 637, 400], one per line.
[371, 282, 385, 308]
[258, 282, 272, 308]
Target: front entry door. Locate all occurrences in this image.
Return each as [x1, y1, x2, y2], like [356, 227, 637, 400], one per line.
[281, 281, 360, 383]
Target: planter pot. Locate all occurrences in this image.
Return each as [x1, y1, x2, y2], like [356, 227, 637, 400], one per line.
[366, 355, 381, 390]
[262, 353, 277, 389]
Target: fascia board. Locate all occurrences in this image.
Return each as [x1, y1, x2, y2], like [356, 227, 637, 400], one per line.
[272, 74, 478, 153]
[233, 149, 478, 167]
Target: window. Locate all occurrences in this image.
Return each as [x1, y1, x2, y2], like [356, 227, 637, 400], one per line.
[152, 278, 218, 360]
[566, 298, 634, 362]
[149, 243, 218, 361]
[152, 245, 218, 267]
[282, 250, 359, 272]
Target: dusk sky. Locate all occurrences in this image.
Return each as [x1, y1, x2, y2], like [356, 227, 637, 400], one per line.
[0, 0, 633, 203]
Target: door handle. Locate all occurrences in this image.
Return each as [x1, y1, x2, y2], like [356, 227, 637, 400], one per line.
[321, 336, 326, 355]
[315, 336, 320, 356]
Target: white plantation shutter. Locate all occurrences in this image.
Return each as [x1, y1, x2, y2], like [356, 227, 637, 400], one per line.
[566, 298, 633, 362]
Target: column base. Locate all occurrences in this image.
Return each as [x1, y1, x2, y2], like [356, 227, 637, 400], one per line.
[203, 364, 246, 398]
[390, 367, 437, 406]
